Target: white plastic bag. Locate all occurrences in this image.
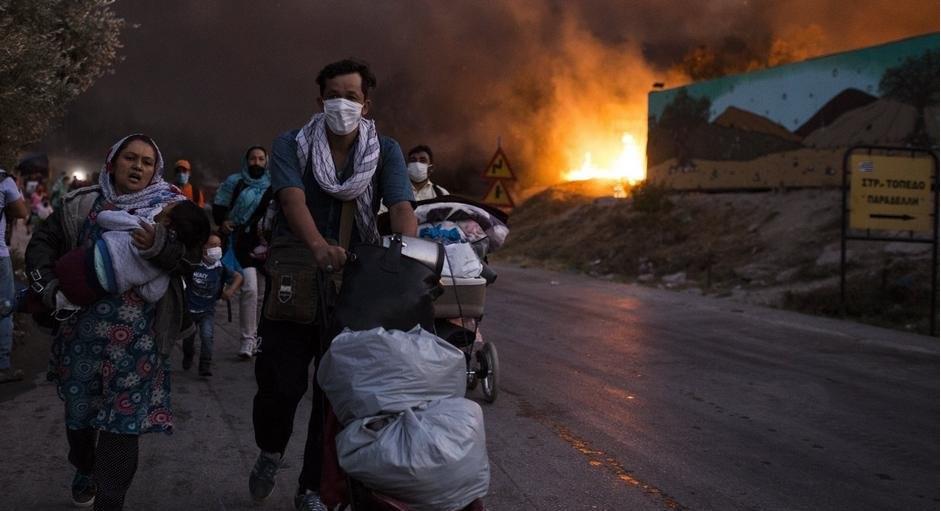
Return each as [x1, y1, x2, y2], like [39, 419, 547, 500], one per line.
[336, 398, 490, 511]
[441, 242, 483, 278]
[317, 326, 466, 426]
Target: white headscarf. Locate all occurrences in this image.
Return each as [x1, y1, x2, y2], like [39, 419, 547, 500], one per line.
[97, 133, 185, 222]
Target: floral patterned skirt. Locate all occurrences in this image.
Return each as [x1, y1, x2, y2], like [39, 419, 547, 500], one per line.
[50, 291, 172, 435]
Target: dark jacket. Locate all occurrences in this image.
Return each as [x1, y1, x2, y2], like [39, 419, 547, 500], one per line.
[25, 185, 193, 355]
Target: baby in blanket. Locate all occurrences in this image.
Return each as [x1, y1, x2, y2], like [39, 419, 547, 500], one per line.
[54, 200, 210, 311]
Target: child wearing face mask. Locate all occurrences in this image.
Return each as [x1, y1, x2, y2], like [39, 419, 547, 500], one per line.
[182, 233, 243, 376]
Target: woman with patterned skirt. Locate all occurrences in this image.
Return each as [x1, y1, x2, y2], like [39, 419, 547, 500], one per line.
[26, 134, 209, 510]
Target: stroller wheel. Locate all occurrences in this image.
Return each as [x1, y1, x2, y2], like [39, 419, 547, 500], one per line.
[479, 342, 499, 403]
[465, 348, 479, 391]
[466, 370, 479, 391]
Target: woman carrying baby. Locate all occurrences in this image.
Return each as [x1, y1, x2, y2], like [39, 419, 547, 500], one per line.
[25, 134, 209, 510]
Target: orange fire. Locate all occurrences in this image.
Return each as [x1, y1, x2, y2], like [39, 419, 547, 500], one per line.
[562, 132, 647, 189]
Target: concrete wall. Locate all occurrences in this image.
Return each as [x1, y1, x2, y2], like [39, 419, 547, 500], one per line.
[647, 33, 939, 190]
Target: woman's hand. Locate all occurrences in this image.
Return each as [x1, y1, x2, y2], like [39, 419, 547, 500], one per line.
[132, 221, 157, 250]
[220, 220, 235, 234]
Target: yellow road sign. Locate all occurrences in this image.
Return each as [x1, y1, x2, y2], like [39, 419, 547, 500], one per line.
[482, 147, 517, 180]
[482, 179, 515, 208]
[849, 154, 935, 233]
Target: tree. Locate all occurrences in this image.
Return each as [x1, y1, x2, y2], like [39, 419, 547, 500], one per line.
[879, 51, 940, 146]
[0, 0, 123, 165]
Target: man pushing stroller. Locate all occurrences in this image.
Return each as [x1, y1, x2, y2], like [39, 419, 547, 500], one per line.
[248, 58, 418, 511]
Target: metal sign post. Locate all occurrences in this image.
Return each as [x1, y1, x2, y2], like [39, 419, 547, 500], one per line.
[841, 146, 939, 335]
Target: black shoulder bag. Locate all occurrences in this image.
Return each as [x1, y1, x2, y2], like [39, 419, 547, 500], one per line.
[334, 234, 443, 333]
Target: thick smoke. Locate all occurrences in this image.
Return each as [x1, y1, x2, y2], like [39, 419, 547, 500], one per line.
[43, 0, 938, 191]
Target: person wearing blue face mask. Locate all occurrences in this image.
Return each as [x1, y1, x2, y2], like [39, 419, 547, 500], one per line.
[248, 58, 417, 511]
[172, 159, 204, 207]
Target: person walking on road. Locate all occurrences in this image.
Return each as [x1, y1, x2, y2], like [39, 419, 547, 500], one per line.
[406, 144, 448, 200]
[172, 159, 205, 207]
[212, 146, 272, 359]
[182, 232, 243, 377]
[248, 58, 417, 511]
[26, 134, 203, 510]
[0, 166, 29, 383]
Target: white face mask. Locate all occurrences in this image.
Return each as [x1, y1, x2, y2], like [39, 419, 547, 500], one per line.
[323, 98, 363, 135]
[204, 247, 223, 263]
[407, 162, 429, 183]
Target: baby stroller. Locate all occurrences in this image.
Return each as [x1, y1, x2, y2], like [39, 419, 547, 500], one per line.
[321, 196, 510, 509]
[415, 196, 509, 403]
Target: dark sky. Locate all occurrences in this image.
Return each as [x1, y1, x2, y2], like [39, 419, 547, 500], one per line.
[44, 0, 939, 191]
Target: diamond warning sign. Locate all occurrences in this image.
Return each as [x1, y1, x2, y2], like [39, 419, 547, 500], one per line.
[482, 147, 517, 180]
[482, 179, 515, 208]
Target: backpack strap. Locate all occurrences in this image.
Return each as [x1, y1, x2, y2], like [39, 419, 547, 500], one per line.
[432, 184, 446, 197]
[228, 179, 248, 211]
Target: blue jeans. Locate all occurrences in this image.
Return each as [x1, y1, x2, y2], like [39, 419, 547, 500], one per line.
[0, 256, 15, 369]
[183, 310, 215, 361]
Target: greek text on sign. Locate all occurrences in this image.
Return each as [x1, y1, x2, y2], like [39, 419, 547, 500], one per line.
[849, 154, 935, 233]
[482, 179, 515, 208]
[482, 147, 517, 180]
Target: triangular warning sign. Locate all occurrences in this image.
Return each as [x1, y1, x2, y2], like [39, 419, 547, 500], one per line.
[481, 179, 515, 208]
[482, 147, 517, 180]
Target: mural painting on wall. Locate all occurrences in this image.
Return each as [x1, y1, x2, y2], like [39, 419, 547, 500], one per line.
[647, 33, 939, 190]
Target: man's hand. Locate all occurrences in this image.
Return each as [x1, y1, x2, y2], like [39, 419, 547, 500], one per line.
[220, 220, 236, 234]
[132, 221, 157, 250]
[388, 201, 418, 237]
[313, 243, 347, 272]
[221, 288, 235, 301]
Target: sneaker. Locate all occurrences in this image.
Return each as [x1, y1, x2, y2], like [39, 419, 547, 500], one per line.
[0, 368, 24, 384]
[238, 338, 254, 360]
[294, 490, 328, 511]
[198, 359, 212, 377]
[248, 450, 281, 501]
[71, 471, 96, 507]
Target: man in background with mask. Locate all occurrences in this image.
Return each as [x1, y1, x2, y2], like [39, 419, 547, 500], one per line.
[248, 58, 416, 511]
[173, 159, 205, 207]
[212, 146, 273, 359]
[406, 144, 448, 200]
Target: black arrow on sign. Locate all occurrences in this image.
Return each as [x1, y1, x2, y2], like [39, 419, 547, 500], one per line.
[870, 213, 916, 221]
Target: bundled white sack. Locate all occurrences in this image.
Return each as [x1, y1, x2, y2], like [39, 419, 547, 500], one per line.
[318, 326, 466, 425]
[441, 242, 484, 278]
[336, 397, 490, 511]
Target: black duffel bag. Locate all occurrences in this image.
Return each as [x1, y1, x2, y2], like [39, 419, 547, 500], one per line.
[334, 234, 444, 333]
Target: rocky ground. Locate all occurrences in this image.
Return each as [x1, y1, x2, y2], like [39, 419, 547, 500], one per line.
[495, 181, 937, 335]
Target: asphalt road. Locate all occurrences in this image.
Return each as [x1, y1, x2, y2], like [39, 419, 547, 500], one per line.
[0, 262, 937, 510]
[482, 264, 939, 511]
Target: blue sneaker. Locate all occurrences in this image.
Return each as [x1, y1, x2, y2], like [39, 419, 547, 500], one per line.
[71, 471, 96, 508]
[294, 490, 328, 511]
[248, 450, 281, 501]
